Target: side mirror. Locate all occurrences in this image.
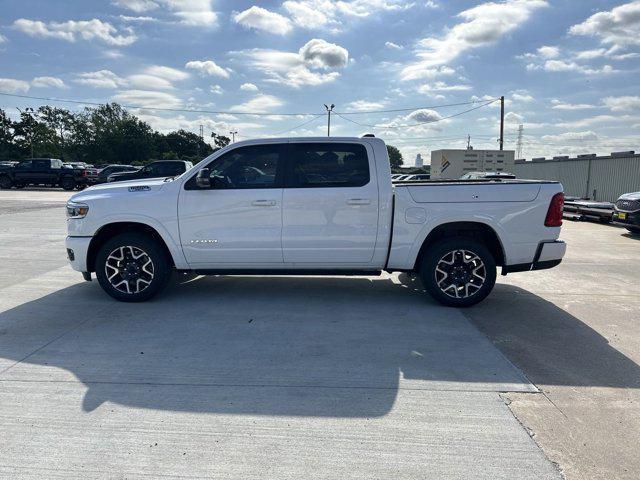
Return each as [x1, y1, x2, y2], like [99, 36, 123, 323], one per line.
[196, 168, 211, 189]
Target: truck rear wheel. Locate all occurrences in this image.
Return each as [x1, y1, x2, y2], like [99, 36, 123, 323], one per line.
[95, 233, 171, 302]
[419, 238, 496, 308]
[60, 177, 76, 191]
[0, 175, 12, 189]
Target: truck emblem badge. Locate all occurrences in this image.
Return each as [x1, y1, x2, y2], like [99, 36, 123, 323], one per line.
[128, 185, 151, 192]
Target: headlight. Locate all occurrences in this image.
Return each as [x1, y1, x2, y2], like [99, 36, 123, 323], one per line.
[66, 201, 89, 219]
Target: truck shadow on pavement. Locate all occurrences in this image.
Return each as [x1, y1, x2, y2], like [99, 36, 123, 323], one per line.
[0, 274, 638, 417]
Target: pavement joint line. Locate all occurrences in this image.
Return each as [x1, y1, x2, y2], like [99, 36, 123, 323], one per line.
[0, 464, 213, 479]
[0, 378, 537, 393]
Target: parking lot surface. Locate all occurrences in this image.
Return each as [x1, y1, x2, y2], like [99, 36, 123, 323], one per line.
[0, 189, 637, 479]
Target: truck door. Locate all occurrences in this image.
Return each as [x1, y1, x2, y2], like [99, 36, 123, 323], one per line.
[13, 160, 33, 184]
[282, 142, 379, 264]
[178, 143, 285, 266]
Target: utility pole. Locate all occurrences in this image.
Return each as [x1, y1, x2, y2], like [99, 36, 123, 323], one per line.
[499, 95, 505, 151]
[466, 134, 471, 150]
[324, 103, 335, 137]
[230, 130, 238, 143]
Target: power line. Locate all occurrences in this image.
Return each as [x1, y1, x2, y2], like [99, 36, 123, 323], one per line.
[337, 98, 501, 115]
[271, 114, 326, 136]
[334, 100, 498, 129]
[0, 91, 319, 117]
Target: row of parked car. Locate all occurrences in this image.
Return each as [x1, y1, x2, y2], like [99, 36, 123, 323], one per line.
[0, 159, 194, 191]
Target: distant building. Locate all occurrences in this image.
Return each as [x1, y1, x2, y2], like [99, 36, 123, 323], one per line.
[430, 149, 515, 179]
[415, 153, 423, 168]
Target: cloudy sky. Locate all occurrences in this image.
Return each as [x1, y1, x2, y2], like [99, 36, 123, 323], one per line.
[1, 0, 639, 164]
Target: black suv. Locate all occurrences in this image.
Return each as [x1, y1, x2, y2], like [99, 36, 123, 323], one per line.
[107, 160, 193, 183]
[613, 192, 640, 234]
[0, 158, 88, 190]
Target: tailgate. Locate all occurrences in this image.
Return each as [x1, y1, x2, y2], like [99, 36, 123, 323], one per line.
[407, 183, 541, 203]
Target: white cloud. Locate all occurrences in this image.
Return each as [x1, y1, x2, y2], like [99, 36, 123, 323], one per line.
[385, 41, 403, 50]
[299, 38, 348, 68]
[542, 131, 599, 142]
[210, 84, 224, 95]
[240, 83, 259, 92]
[282, 0, 415, 30]
[603, 96, 640, 112]
[504, 111, 523, 124]
[115, 0, 217, 26]
[282, 1, 330, 29]
[0, 34, 7, 44]
[401, 0, 547, 80]
[127, 74, 174, 90]
[145, 65, 190, 81]
[406, 109, 443, 123]
[12, 18, 137, 46]
[31, 76, 68, 89]
[185, 60, 230, 78]
[234, 6, 292, 35]
[163, 0, 218, 26]
[417, 81, 472, 93]
[112, 89, 182, 108]
[551, 99, 596, 110]
[230, 94, 284, 113]
[344, 100, 387, 111]
[569, 1, 640, 50]
[119, 15, 158, 22]
[0, 78, 30, 93]
[575, 48, 607, 60]
[239, 39, 348, 88]
[537, 45, 559, 58]
[74, 70, 126, 89]
[511, 90, 533, 102]
[113, 0, 159, 12]
[528, 60, 616, 75]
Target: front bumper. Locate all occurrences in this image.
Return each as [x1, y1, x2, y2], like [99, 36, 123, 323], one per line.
[66, 236, 92, 272]
[612, 209, 640, 227]
[502, 240, 566, 274]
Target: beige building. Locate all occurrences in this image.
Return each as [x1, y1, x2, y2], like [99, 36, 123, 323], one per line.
[430, 149, 515, 179]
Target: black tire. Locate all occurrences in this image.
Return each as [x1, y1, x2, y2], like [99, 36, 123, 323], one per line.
[626, 226, 640, 235]
[419, 238, 497, 308]
[60, 176, 76, 191]
[95, 233, 171, 302]
[0, 175, 12, 189]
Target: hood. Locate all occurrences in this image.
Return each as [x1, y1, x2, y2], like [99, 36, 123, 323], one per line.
[69, 178, 170, 203]
[618, 191, 640, 201]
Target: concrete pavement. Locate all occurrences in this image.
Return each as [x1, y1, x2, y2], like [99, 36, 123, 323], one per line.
[0, 189, 562, 479]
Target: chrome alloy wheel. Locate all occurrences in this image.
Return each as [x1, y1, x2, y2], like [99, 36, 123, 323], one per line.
[434, 249, 486, 299]
[105, 246, 155, 294]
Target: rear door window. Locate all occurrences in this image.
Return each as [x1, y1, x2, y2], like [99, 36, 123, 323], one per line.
[286, 143, 370, 188]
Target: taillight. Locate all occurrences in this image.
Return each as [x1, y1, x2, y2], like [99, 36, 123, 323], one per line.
[545, 192, 564, 227]
[82, 170, 88, 177]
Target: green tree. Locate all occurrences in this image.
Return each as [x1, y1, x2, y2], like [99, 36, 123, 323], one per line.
[211, 132, 230, 150]
[161, 129, 214, 161]
[37, 106, 74, 160]
[386, 145, 403, 170]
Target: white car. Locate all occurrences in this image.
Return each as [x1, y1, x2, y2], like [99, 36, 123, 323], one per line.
[66, 137, 566, 307]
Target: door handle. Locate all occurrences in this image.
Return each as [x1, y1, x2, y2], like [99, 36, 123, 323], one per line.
[252, 200, 277, 206]
[347, 198, 371, 205]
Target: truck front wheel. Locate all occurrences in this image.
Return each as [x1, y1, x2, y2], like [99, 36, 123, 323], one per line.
[95, 233, 171, 302]
[419, 238, 497, 308]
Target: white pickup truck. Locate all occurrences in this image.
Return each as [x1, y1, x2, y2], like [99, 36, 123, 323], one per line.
[65, 136, 566, 307]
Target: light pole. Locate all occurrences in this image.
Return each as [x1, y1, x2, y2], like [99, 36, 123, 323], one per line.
[230, 131, 238, 143]
[324, 104, 335, 137]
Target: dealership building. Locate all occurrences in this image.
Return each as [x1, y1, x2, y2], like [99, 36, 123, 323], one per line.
[430, 149, 515, 179]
